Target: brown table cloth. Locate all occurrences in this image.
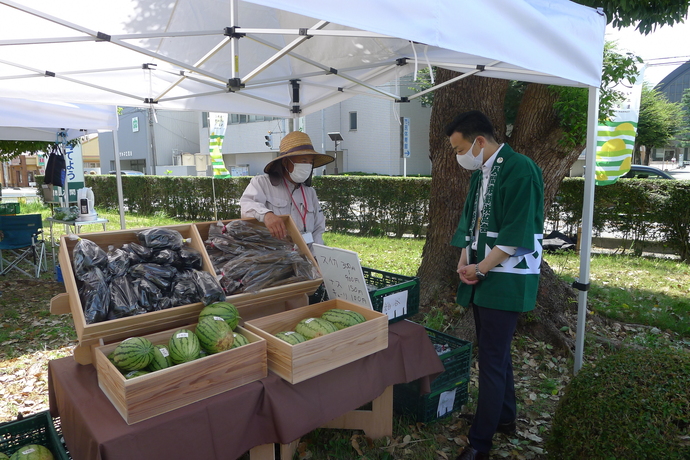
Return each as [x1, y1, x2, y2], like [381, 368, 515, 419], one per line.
[49, 320, 444, 460]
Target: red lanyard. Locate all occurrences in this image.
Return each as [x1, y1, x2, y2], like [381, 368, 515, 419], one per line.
[283, 178, 309, 231]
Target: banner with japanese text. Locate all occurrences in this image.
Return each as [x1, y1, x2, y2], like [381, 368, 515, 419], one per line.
[595, 70, 644, 186]
[209, 112, 230, 177]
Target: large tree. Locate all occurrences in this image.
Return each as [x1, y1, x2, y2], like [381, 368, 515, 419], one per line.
[417, 1, 690, 350]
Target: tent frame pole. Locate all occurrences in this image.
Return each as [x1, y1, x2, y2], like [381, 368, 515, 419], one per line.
[574, 86, 600, 374]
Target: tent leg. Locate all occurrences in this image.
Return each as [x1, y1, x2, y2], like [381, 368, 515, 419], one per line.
[574, 86, 600, 374]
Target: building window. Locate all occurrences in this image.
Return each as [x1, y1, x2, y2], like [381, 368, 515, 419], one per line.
[202, 112, 209, 128]
[349, 112, 357, 131]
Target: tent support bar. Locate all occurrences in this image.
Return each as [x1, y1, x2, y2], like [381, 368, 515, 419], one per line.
[242, 20, 329, 84]
[574, 86, 600, 375]
[407, 60, 500, 101]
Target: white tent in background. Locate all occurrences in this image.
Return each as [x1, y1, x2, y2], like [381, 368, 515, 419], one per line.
[0, 0, 606, 372]
[0, 97, 118, 141]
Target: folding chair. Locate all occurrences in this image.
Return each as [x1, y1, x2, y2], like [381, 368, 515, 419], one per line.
[0, 214, 48, 278]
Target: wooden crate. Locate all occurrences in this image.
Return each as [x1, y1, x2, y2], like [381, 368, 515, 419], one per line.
[51, 218, 321, 364]
[244, 300, 388, 384]
[93, 325, 266, 425]
[195, 216, 323, 307]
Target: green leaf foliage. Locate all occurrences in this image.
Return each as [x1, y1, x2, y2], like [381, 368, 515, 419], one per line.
[547, 347, 690, 459]
[0, 141, 51, 162]
[637, 83, 684, 150]
[576, 0, 690, 34]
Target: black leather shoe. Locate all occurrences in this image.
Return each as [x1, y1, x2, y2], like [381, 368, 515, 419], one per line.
[455, 445, 490, 460]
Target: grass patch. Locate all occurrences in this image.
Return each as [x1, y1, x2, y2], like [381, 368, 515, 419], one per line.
[545, 252, 690, 336]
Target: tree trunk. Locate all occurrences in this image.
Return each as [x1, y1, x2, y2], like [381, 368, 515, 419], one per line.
[417, 71, 586, 348]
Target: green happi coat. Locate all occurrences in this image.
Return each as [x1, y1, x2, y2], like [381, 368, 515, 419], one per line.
[450, 144, 544, 313]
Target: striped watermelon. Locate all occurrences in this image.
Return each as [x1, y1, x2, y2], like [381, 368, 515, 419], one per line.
[274, 331, 307, 345]
[168, 329, 201, 364]
[0, 452, 9, 460]
[195, 315, 234, 354]
[124, 370, 150, 379]
[147, 345, 172, 371]
[112, 337, 155, 371]
[231, 332, 250, 348]
[321, 309, 366, 330]
[199, 302, 240, 329]
[295, 318, 338, 340]
[8, 444, 53, 460]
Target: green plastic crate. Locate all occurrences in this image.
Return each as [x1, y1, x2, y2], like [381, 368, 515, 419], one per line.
[425, 327, 473, 393]
[363, 267, 420, 323]
[393, 378, 469, 423]
[0, 411, 70, 460]
[0, 202, 19, 216]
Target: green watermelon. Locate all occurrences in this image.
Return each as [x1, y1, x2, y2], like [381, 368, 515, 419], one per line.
[9, 444, 53, 460]
[274, 331, 307, 345]
[199, 302, 240, 329]
[0, 452, 10, 460]
[295, 317, 338, 340]
[231, 332, 250, 348]
[147, 344, 172, 371]
[168, 329, 201, 364]
[321, 309, 366, 330]
[195, 315, 234, 354]
[124, 370, 150, 379]
[112, 337, 155, 371]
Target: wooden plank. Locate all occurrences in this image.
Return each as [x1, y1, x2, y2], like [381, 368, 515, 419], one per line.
[245, 300, 388, 384]
[94, 325, 266, 424]
[321, 385, 393, 439]
[49, 293, 70, 315]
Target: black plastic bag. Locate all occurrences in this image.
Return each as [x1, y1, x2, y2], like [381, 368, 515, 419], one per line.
[137, 228, 185, 250]
[73, 237, 108, 280]
[191, 269, 226, 305]
[106, 246, 130, 277]
[176, 247, 203, 270]
[129, 263, 178, 291]
[79, 267, 110, 324]
[107, 275, 144, 320]
[121, 242, 153, 264]
[151, 248, 180, 266]
[133, 278, 164, 312]
[171, 277, 200, 307]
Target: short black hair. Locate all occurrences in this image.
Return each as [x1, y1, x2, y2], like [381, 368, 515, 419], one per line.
[444, 110, 496, 141]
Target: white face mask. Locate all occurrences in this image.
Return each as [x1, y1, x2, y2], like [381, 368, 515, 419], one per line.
[288, 161, 313, 183]
[456, 138, 484, 171]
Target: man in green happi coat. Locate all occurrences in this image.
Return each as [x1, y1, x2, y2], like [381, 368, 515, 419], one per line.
[447, 111, 544, 460]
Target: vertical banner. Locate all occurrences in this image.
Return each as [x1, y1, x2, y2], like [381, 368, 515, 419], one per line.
[401, 117, 411, 158]
[595, 71, 644, 185]
[209, 112, 231, 177]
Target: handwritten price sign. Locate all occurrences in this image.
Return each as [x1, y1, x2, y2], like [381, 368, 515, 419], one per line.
[313, 244, 373, 309]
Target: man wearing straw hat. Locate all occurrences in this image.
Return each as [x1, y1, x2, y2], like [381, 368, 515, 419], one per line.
[240, 131, 334, 247]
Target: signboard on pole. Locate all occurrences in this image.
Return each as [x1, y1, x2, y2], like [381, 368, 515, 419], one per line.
[401, 117, 411, 158]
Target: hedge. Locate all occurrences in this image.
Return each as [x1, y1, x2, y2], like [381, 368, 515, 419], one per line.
[37, 175, 690, 260]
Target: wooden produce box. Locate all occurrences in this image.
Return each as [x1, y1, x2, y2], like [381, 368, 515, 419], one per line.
[244, 299, 388, 384]
[195, 216, 323, 318]
[93, 325, 266, 425]
[53, 224, 213, 349]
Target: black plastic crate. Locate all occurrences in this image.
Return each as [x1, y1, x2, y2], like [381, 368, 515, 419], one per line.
[426, 327, 473, 393]
[363, 267, 420, 323]
[0, 202, 19, 216]
[0, 411, 70, 460]
[394, 378, 469, 423]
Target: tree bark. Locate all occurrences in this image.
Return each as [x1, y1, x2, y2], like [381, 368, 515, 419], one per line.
[417, 71, 586, 348]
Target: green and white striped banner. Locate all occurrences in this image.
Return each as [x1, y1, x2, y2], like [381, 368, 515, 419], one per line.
[595, 72, 644, 186]
[209, 112, 230, 177]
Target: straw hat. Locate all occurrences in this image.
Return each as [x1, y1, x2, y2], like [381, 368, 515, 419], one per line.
[263, 131, 335, 173]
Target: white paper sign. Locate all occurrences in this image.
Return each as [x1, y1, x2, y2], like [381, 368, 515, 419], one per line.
[437, 388, 457, 418]
[312, 244, 373, 309]
[382, 290, 408, 320]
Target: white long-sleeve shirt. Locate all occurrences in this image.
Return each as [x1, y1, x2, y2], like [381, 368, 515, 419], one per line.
[240, 174, 326, 245]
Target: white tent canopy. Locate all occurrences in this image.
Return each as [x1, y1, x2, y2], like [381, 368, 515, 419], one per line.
[0, 0, 604, 116]
[0, 98, 118, 141]
[0, 0, 606, 372]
